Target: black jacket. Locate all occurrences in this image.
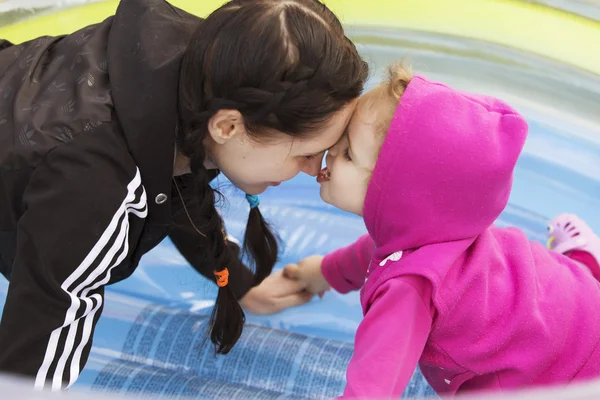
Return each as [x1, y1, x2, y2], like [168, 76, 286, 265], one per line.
[0, 0, 253, 388]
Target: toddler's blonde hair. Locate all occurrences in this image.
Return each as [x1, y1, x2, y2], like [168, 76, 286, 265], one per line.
[372, 61, 414, 138]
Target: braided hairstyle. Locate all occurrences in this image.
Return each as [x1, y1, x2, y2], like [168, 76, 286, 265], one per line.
[178, 0, 368, 354]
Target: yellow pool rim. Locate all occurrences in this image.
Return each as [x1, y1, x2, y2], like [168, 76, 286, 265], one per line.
[0, 0, 599, 75]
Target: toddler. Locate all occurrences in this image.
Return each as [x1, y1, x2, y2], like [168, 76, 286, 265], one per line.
[286, 64, 600, 399]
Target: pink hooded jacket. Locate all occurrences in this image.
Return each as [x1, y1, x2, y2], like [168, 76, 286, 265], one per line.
[322, 75, 600, 399]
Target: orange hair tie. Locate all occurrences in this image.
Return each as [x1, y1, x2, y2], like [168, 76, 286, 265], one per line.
[214, 268, 229, 288]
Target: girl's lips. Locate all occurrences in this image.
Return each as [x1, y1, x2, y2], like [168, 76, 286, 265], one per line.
[317, 167, 330, 183]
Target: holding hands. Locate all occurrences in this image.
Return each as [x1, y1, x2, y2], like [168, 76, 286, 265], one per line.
[284, 255, 331, 298]
[239, 255, 331, 315]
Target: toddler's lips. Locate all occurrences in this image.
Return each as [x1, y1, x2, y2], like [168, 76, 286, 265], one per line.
[317, 167, 330, 183]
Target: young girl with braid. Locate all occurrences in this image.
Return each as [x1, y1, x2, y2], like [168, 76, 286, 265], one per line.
[0, 0, 368, 390]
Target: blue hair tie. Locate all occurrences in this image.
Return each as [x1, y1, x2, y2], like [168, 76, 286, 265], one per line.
[245, 194, 260, 209]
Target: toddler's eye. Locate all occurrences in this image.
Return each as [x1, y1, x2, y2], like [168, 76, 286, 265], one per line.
[344, 148, 352, 161]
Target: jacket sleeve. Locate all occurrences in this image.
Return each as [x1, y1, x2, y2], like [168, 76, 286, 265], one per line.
[340, 277, 433, 399]
[0, 126, 145, 390]
[321, 234, 374, 293]
[168, 184, 254, 299]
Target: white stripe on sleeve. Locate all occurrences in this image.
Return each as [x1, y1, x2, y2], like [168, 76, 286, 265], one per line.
[34, 169, 148, 391]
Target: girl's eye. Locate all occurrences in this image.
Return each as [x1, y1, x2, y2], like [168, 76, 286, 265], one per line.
[344, 148, 352, 161]
[305, 154, 316, 160]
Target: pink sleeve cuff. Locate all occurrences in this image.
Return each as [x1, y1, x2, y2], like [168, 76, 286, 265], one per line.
[322, 234, 374, 294]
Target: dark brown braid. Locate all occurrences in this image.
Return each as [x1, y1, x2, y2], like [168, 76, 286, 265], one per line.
[178, 0, 368, 354]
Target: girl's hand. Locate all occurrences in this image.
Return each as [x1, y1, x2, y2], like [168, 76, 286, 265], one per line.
[284, 255, 331, 297]
[239, 269, 314, 315]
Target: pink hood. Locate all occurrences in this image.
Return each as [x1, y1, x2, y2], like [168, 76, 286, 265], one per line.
[364, 75, 528, 257]
[323, 76, 600, 398]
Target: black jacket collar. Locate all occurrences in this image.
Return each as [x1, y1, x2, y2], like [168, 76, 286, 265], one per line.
[107, 0, 199, 225]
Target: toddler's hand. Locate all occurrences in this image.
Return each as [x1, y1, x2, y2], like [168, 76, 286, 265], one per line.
[284, 255, 331, 297]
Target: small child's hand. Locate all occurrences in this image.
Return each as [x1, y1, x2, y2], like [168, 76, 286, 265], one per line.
[284, 255, 331, 298]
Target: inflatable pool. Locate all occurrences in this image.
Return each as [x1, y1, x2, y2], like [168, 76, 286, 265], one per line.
[1, 1, 599, 399]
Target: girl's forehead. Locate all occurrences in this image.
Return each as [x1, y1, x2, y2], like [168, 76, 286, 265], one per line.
[293, 100, 357, 153]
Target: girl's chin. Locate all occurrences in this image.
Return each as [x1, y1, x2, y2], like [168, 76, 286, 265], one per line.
[234, 182, 269, 196]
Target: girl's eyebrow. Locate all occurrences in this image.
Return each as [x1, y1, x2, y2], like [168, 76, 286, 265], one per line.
[302, 149, 325, 157]
[303, 129, 351, 156]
